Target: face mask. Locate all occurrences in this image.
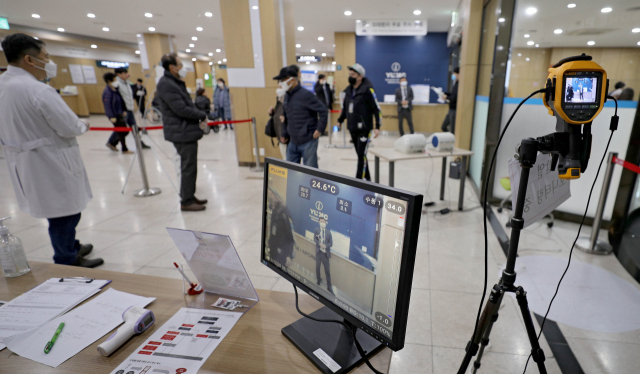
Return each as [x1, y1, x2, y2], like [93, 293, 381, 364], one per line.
[348, 76, 357, 86]
[178, 66, 188, 78]
[30, 57, 57, 79]
[400, 81, 407, 87]
[319, 80, 325, 85]
[111, 81, 119, 88]
[451, 74, 456, 81]
[276, 88, 286, 98]
[218, 82, 224, 88]
[319, 222, 327, 228]
[279, 77, 294, 91]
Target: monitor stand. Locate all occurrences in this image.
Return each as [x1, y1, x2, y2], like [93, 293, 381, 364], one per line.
[282, 306, 384, 374]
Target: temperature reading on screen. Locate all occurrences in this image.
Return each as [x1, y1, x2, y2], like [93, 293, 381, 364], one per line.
[310, 178, 340, 195]
[299, 185, 310, 200]
[375, 312, 392, 327]
[385, 202, 406, 215]
[363, 194, 383, 208]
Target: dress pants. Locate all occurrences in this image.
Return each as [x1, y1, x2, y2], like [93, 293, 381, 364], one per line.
[398, 108, 415, 136]
[350, 130, 371, 181]
[173, 141, 198, 206]
[107, 117, 129, 150]
[315, 251, 332, 290]
[441, 109, 457, 134]
[47, 213, 82, 265]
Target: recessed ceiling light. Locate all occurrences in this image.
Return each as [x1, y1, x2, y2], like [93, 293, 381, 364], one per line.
[535, 44, 540, 47]
[34, 37, 39, 40]
[223, 58, 227, 62]
[57, 28, 65, 32]
[344, 11, 352, 16]
[189, 43, 195, 48]
[526, 58, 530, 61]
[205, 12, 213, 17]
[526, 7, 537, 15]
[135, 50, 141, 54]
[524, 34, 530, 38]
[356, 20, 361, 23]
[87, 13, 95, 18]
[527, 41, 534, 45]
[601, 7, 612, 13]
[148, 27, 155, 31]
[333, 44, 336, 47]
[252, 5, 258, 10]
[567, 4, 576, 8]
[102, 27, 109, 32]
[322, 53, 326, 57]
[633, 28, 640, 33]
[588, 41, 595, 45]
[296, 44, 301, 48]
[32, 14, 40, 18]
[498, 18, 505, 22]
[517, 53, 522, 56]
[318, 37, 324, 41]
[209, 62, 213, 65]
[306, 61, 310, 65]
[186, 49, 191, 52]
[192, 58, 196, 61]
[310, 49, 316, 53]
[215, 49, 221, 53]
[554, 29, 562, 34]
[413, 10, 422, 15]
[297, 26, 304, 31]
[637, 41, 640, 45]
[196, 27, 203, 31]
[332, 61, 336, 65]
[91, 44, 97, 49]
[136, 34, 142, 37]
[192, 36, 198, 41]
[218, 61, 222, 64]
[145, 13, 153, 18]
[208, 52, 213, 56]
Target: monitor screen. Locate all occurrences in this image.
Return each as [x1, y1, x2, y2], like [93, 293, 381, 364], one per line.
[564, 76, 598, 103]
[260, 159, 422, 350]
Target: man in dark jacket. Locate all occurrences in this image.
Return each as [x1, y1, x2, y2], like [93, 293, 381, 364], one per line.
[314, 217, 333, 294]
[131, 78, 147, 115]
[314, 74, 334, 109]
[275, 66, 328, 168]
[337, 63, 381, 180]
[395, 76, 414, 136]
[441, 67, 459, 134]
[156, 53, 208, 212]
[267, 189, 294, 268]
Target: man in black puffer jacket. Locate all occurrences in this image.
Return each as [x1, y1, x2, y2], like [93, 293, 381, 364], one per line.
[157, 53, 208, 212]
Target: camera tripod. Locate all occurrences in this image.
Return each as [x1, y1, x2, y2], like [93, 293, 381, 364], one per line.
[458, 137, 555, 374]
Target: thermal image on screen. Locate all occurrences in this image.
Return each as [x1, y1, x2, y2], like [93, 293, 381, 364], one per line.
[564, 77, 598, 103]
[264, 164, 407, 340]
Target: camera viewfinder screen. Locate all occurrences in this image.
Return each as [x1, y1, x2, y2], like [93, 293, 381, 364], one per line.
[263, 163, 411, 341]
[564, 76, 598, 103]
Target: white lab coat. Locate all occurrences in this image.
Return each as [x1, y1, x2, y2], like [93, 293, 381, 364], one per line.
[0, 66, 92, 219]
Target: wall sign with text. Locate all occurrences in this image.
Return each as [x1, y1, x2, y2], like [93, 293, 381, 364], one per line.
[356, 20, 427, 36]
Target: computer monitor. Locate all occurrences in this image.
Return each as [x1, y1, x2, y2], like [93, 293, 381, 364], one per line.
[260, 158, 422, 369]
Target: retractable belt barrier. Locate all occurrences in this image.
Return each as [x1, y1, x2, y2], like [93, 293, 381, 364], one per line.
[613, 156, 640, 175]
[89, 119, 253, 132]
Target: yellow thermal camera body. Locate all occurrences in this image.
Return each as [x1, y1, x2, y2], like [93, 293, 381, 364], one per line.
[542, 56, 607, 180]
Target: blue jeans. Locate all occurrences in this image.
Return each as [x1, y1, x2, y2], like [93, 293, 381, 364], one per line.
[47, 213, 82, 265]
[287, 138, 319, 168]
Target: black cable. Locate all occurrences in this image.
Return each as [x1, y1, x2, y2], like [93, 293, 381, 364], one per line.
[523, 96, 618, 373]
[293, 285, 383, 374]
[471, 88, 546, 347]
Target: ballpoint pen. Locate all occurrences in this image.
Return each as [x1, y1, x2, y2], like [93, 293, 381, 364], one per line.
[44, 322, 65, 354]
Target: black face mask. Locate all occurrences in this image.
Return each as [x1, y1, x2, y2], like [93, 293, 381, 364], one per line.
[348, 76, 357, 86]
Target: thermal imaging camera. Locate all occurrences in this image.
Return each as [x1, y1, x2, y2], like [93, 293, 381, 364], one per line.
[541, 54, 609, 180]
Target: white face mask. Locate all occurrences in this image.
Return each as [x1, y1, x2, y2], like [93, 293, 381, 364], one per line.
[30, 57, 57, 79]
[178, 66, 188, 78]
[217, 82, 224, 88]
[276, 88, 286, 98]
[319, 80, 325, 85]
[110, 81, 119, 88]
[400, 81, 407, 87]
[319, 222, 327, 229]
[279, 77, 294, 91]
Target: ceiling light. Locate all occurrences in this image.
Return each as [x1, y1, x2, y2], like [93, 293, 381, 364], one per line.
[192, 37, 198, 41]
[322, 53, 326, 57]
[554, 29, 562, 34]
[218, 61, 222, 64]
[223, 58, 227, 62]
[601, 7, 612, 13]
[208, 52, 213, 56]
[57, 28, 65, 32]
[252, 5, 258, 10]
[192, 58, 196, 61]
[102, 27, 109, 32]
[344, 11, 352, 16]
[87, 13, 95, 18]
[526, 58, 530, 61]
[205, 12, 213, 17]
[306, 61, 310, 65]
[633, 28, 640, 33]
[145, 13, 153, 18]
[296, 44, 301, 48]
[535, 44, 540, 47]
[413, 10, 422, 15]
[356, 20, 361, 23]
[527, 41, 534, 45]
[588, 41, 595, 45]
[332, 61, 336, 65]
[526, 7, 537, 15]
[498, 18, 505, 22]
[216, 48, 221, 52]
[135, 50, 141, 54]
[196, 27, 203, 31]
[189, 43, 195, 47]
[91, 44, 97, 49]
[34, 37, 39, 40]
[136, 34, 142, 37]
[297, 26, 304, 31]
[318, 37, 324, 41]
[148, 27, 155, 31]
[310, 49, 316, 53]
[524, 34, 530, 38]
[517, 53, 522, 56]
[209, 62, 213, 65]
[32, 14, 40, 18]
[567, 4, 576, 8]
[333, 44, 336, 47]
[637, 41, 640, 45]
[186, 49, 191, 52]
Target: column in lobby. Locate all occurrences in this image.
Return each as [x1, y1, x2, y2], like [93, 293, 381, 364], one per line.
[139, 33, 176, 102]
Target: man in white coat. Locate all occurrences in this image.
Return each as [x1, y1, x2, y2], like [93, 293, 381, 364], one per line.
[0, 33, 104, 268]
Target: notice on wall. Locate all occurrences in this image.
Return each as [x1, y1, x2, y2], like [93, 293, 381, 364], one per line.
[411, 84, 430, 104]
[81, 65, 97, 84]
[508, 153, 571, 228]
[68, 64, 85, 84]
[356, 19, 427, 36]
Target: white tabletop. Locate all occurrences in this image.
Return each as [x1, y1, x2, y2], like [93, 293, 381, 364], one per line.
[369, 147, 473, 162]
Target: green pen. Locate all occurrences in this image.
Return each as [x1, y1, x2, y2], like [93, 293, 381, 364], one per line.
[44, 322, 65, 354]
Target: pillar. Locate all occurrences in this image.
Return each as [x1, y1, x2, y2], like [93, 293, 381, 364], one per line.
[138, 33, 175, 104]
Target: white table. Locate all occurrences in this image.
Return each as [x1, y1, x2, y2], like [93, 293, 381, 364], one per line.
[369, 147, 474, 211]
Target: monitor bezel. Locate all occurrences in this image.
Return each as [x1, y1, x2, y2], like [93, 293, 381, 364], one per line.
[260, 157, 423, 351]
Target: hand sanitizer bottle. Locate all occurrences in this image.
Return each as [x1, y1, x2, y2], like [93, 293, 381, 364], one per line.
[0, 217, 30, 278]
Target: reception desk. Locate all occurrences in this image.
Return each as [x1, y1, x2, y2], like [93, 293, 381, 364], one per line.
[60, 86, 90, 117]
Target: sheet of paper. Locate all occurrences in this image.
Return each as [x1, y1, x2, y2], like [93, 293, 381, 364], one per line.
[0, 278, 109, 349]
[68, 64, 85, 84]
[4, 288, 155, 367]
[81, 65, 97, 84]
[110, 308, 241, 374]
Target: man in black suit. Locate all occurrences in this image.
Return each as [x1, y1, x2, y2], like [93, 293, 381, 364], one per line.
[131, 78, 147, 115]
[395, 77, 414, 136]
[314, 74, 334, 109]
[314, 217, 333, 294]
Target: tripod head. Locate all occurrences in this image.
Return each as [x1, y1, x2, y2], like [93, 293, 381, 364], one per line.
[540, 53, 608, 180]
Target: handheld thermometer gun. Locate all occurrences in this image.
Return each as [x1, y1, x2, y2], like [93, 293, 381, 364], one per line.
[97, 306, 155, 356]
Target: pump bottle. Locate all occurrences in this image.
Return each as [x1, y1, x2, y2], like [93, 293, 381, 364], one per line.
[0, 217, 30, 277]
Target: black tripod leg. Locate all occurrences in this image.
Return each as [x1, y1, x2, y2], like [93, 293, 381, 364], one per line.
[515, 286, 547, 374]
[471, 292, 503, 374]
[457, 285, 504, 374]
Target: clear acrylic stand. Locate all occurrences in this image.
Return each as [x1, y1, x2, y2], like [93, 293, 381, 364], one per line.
[166, 228, 259, 314]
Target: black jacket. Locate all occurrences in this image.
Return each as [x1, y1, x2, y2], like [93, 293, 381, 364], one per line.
[314, 82, 334, 109]
[444, 80, 458, 110]
[395, 85, 414, 111]
[131, 84, 146, 106]
[195, 95, 211, 114]
[282, 85, 328, 146]
[338, 77, 381, 132]
[156, 71, 207, 143]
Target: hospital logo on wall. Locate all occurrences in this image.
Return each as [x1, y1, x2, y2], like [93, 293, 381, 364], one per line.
[315, 201, 324, 211]
[386, 62, 406, 85]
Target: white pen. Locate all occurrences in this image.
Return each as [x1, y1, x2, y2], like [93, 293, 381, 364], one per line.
[173, 262, 195, 286]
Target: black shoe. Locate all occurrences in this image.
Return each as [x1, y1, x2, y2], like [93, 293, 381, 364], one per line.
[72, 257, 104, 268]
[78, 244, 93, 257]
[317, 279, 322, 286]
[181, 203, 206, 211]
[141, 142, 151, 149]
[223, 125, 228, 130]
[194, 197, 208, 205]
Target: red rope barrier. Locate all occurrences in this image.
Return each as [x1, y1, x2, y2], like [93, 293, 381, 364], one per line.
[330, 110, 341, 113]
[89, 118, 254, 132]
[613, 156, 640, 175]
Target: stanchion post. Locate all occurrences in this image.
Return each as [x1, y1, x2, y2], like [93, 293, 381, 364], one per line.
[576, 152, 616, 255]
[132, 125, 161, 197]
[250, 117, 264, 172]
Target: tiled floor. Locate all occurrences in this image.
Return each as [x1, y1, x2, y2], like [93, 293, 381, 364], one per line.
[1, 114, 639, 373]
